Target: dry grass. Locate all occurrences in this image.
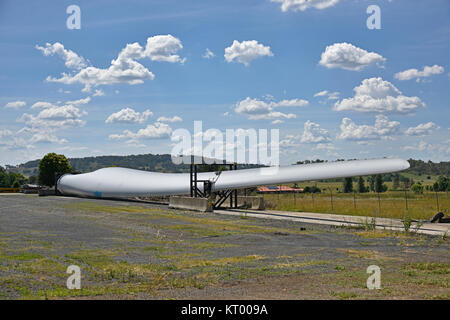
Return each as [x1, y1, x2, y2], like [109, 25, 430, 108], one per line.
[264, 191, 449, 220]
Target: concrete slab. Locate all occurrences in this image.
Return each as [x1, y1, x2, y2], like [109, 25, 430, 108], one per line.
[169, 196, 212, 212]
[214, 209, 450, 237]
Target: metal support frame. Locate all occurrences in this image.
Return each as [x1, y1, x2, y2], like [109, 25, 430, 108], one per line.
[189, 161, 238, 210]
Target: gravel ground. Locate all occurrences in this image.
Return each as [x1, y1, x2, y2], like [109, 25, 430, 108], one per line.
[0, 194, 448, 300]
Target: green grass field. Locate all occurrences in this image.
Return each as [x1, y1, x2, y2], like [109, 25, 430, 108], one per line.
[262, 186, 449, 220]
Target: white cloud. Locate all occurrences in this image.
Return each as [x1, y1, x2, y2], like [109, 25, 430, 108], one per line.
[30, 101, 55, 109]
[45, 42, 155, 92]
[40, 35, 185, 92]
[327, 92, 340, 100]
[144, 35, 186, 63]
[58, 88, 71, 94]
[202, 48, 215, 59]
[234, 97, 301, 120]
[394, 65, 444, 81]
[93, 89, 105, 96]
[300, 120, 330, 143]
[109, 122, 172, 142]
[235, 97, 272, 115]
[29, 131, 67, 144]
[19, 102, 87, 129]
[36, 42, 87, 70]
[0, 129, 13, 139]
[405, 122, 440, 136]
[313, 90, 339, 100]
[271, 0, 340, 12]
[105, 108, 153, 124]
[157, 116, 183, 123]
[338, 115, 400, 141]
[403, 140, 433, 152]
[279, 134, 301, 147]
[65, 96, 91, 106]
[4, 101, 26, 109]
[403, 140, 450, 155]
[224, 40, 273, 66]
[334, 77, 425, 114]
[314, 90, 328, 97]
[319, 42, 385, 71]
[272, 98, 309, 107]
[272, 119, 284, 124]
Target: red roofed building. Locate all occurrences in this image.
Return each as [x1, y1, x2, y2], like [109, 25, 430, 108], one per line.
[257, 185, 303, 193]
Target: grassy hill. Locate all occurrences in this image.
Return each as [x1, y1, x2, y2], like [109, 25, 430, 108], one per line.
[5, 153, 260, 177]
[4, 155, 449, 182]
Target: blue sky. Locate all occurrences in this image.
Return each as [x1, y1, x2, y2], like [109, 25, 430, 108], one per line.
[0, 0, 449, 166]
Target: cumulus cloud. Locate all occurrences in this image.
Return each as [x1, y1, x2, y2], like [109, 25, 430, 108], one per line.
[109, 122, 172, 143]
[403, 141, 450, 155]
[36, 42, 88, 70]
[334, 77, 425, 114]
[45, 42, 154, 92]
[405, 122, 440, 136]
[234, 96, 308, 120]
[157, 116, 183, 123]
[319, 42, 385, 71]
[144, 34, 186, 63]
[39, 35, 185, 92]
[337, 115, 400, 141]
[105, 108, 153, 124]
[271, 0, 340, 12]
[394, 65, 444, 81]
[224, 40, 273, 66]
[4, 101, 26, 109]
[19, 102, 87, 129]
[272, 98, 309, 107]
[202, 48, 215, 59]
[300, 120, 330, 143]
[29, 131, 67, 144]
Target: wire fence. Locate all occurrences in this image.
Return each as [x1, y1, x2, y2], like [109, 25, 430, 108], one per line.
[262, 190, 449, 220]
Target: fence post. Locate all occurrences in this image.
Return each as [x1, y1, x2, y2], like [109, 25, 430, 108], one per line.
[311, 192, 314, 208]
[353, 191, 356, 209]
[377, 192, 381, 215]
[435, 191, 439, 212]
[329, 188, 333, 212]
[404, 189, 408, 211]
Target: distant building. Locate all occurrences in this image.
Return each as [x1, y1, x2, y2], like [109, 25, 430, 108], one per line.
[257, 185, 303, 193]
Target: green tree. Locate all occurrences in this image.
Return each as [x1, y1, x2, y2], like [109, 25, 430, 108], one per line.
[432, 182, 439, 192]
[38, 153, 72, 187]
[343, 177, 353, 193]
[357, 176, 367, 193]
[12, 179, 20, 188]
[375, 174, 387, 193]
[410, 182, 424, 194]
[436, 175, 449, 192]
[368, 175, 376, 192]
